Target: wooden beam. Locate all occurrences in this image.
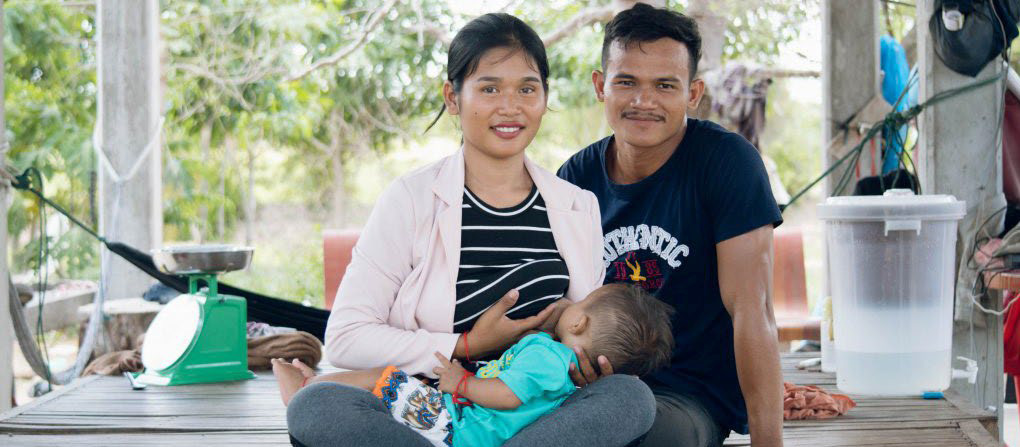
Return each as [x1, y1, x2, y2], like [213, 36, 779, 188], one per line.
[97, 0, 162, 300]
[916, 0, 1005, 440]
[0, 4, 13, 413]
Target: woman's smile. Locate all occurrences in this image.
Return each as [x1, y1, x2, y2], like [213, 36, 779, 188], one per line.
[492, 123, 525, 139]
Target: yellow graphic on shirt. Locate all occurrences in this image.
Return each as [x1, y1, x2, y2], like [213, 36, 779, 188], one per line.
[476, 353, 515, 378]
[625, 256, 646, 282]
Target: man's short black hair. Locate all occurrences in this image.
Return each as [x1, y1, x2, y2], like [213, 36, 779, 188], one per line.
[601, 3, 702, 81]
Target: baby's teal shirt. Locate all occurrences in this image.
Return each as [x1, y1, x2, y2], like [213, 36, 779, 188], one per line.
[443, 332, 577, 447]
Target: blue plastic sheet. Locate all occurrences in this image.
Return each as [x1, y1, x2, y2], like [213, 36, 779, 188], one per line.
[880, 35, 917, 175]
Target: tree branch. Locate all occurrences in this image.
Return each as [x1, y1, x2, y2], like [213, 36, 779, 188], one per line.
[757, 68, 821, 79]
[542, 5, 614, 47]
[285, 0, 400, 82]
[404, 23, 452, 46]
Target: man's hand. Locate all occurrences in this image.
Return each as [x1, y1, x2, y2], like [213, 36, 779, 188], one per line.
[459, 289, 557, 358]
[433, 352, 469, 394]
[568, 346, 615, 387]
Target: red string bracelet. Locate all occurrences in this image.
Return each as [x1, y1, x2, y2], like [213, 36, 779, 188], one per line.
[462, 331, 471, 363]
[451, 371, 474, 406]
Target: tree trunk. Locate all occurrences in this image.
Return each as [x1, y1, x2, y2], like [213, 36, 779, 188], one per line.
[218, 134, 234, 239]
[326, 108, 347, 227]
[195, 117, 213, 242]
[244, 145, 256, 246]
[329, 150, 345, 227]
[77, 298, 162, 359]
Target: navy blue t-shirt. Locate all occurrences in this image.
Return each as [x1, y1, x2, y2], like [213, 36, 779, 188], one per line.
[557, 118, 782, 434]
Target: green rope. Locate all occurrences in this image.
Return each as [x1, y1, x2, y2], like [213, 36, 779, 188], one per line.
[11, 168, 106, 243]
[782, 71, 1005, 212]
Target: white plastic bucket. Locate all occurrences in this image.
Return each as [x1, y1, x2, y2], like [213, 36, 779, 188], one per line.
[817, 189, 965, 395]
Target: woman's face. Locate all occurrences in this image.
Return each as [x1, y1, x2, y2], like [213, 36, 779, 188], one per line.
[444, 47, 547, 160]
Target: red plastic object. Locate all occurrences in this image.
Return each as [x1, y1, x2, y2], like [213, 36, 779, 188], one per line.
[323, 229, 360, 310]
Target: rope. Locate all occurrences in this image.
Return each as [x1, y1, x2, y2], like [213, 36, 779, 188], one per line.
[91, 117, 164, 184]
[6, 116, 165, 387]
[8, 275, 53, 380]
[782, 71, 1005, 211]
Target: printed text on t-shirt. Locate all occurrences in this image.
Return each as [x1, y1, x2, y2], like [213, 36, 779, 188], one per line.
[602, 224, 690, 269]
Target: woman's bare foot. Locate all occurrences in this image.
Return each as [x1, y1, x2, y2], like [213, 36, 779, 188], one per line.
[272, 358, 314, 406]
[291, 358, 316, 378]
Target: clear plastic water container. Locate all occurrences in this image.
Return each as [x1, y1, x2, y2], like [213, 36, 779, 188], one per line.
[817, 189, 965, 395]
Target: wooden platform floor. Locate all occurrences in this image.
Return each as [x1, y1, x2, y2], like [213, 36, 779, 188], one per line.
[0, 353, 999, 446]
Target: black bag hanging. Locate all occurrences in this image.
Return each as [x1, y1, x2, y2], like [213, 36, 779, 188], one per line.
[930, 0, 1020, 77]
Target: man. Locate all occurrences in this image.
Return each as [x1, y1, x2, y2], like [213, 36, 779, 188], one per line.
[557, 4, 784, 447]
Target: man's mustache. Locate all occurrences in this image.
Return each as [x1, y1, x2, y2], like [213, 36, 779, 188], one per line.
[621, 111, 665, 121]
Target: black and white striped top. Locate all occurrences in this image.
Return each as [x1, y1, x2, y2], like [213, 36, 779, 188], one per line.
[453, 186, 568, 334]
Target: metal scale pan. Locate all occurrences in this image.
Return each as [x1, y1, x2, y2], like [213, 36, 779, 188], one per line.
[152, 244, 253, 275]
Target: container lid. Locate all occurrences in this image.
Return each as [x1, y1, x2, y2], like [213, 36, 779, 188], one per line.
[816, 189, 966, 221]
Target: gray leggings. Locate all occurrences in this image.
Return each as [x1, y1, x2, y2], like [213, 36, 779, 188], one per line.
[286, 374, 656, 447]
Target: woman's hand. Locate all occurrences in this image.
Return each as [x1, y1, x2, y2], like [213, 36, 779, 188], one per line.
[458, 289, 557, 358]
[536, 298, 571, 334]
[569, 348, 615, 387]
[433, 352, 469, 393]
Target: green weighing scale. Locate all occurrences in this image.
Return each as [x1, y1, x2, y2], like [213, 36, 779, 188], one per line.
[131, 245, 257, 386]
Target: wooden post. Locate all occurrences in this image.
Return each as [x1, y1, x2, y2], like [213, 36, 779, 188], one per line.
[97, 0, 162, 300]
[820, 0, 879, 316]
[822, 0, 880, 195]
[0, 4, 14, 412]
[917, 0, 1005, 438]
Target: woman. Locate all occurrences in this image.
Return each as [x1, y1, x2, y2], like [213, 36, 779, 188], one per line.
[286, 13, 656, 447]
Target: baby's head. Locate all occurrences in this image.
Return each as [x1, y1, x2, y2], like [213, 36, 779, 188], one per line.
[555, 283, 675, 376]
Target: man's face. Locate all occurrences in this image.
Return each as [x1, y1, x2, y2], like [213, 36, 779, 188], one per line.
[593, 38, 704, 151]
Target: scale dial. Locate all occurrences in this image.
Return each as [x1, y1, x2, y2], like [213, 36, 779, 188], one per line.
[141, 294, 203, 371]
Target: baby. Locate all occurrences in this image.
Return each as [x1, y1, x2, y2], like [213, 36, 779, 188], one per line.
[272, 283, 675, 447]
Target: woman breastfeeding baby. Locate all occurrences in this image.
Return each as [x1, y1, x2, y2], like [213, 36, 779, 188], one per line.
[275, 13, 671, 447]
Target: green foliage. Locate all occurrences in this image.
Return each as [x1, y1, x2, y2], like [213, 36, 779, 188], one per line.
[4, 1, 98, 279]
[219, 231, 325, 308]
[4, 0, 824, 303]
[762, 81, 822, 197]
[706, 0, 812, 63]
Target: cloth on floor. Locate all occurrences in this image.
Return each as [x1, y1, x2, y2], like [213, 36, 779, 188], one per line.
[81, 330, 322, 375]
[246, 331, 322, 371]
[82, 349, 143, 376]
[247, 321, 296, 338]
[783, 382, 856, 420]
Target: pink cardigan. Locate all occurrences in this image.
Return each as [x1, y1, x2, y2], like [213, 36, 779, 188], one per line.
[324, 150, 605, 376]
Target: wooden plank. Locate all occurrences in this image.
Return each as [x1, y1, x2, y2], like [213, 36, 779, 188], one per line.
[1, 431, 291, 446]
[0, 376, 99, 421]
[959, 419, 1001, 447]
[0, 354, 1003, 445]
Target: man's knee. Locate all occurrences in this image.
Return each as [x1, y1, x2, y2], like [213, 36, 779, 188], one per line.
[638, 392, 722, 447]
[287, 382, 381, 445]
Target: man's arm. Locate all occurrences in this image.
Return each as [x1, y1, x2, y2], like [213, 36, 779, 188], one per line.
[717, 225, 783, 446]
